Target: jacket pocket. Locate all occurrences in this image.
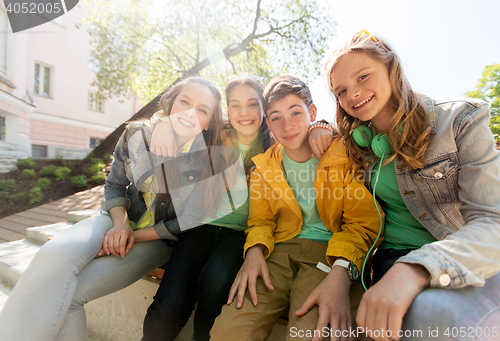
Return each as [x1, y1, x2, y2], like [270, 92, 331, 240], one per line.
[413, 154, 459, 203]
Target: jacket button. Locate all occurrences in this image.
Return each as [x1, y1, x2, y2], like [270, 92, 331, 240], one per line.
[188, 175, 194, 181]
[434, 172, 443, 180]
[439, 273, 451, 286]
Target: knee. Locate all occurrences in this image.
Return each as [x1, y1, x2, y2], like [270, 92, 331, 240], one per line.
[210, 310, 239, 340]
[35, 216, 111, 265]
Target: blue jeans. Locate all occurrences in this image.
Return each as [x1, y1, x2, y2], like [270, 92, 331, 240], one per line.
[0, 214, 171, 341]
[142, 224, 246, 341]
[373, 248, 500, 340]
[372, 248, 413, 284]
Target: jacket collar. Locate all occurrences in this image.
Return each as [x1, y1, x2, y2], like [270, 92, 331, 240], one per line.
[252, 140, 349, 173]
[251, 140, 350, 217]
[419, 93, 437, 134]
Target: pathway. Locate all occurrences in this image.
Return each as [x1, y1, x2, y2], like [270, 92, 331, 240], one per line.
[0, 185, 103, 243]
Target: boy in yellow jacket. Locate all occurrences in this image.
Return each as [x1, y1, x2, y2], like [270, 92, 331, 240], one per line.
[211, 76, 383, 341]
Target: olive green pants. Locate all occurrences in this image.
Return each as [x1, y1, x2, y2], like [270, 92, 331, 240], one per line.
[210, 238, 366, 341]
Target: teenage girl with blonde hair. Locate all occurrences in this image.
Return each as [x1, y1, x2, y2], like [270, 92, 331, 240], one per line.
[321, 30, 500, 340]
[0, 76, 224, 341]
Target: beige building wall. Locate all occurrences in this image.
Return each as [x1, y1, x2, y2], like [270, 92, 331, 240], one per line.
[0, 3, 142, 171]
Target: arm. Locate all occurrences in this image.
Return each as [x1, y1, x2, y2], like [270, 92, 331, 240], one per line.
[100, 206, 135, 258]
[102, 129, 133, 212]
[150, 110, 177, 157]
[326, 162, 384, 271]
[244, 168, 278, 258]
[396, 102, 500, 288]
[356, 263, 429, 341]
[133, 226, 161, 242]
[356, 101, 500, 341]
[308, 120, 334, 159]
[297, 161, 383, 341]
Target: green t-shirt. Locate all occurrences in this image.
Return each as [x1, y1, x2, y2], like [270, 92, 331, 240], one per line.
[371, 159, 437, 249]
[206, 141, 251, 231]
[282, 147, 333, 244]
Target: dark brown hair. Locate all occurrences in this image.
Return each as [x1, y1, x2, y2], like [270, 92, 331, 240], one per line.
[263, 75, 314, 114]
[224, 76, 274, 177]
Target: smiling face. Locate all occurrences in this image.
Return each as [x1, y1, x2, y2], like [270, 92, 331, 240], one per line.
[330, 51, 394, 133]
[227, 84, 264, 145]
[170, 82, 217, 146]
[266, 94, 317, 162]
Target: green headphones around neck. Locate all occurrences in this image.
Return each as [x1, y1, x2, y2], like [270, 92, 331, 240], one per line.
[352, 125, 392, 159]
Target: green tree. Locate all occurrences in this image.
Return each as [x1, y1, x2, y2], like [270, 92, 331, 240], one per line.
[79, 0, 334, 158]
[467, 63, 500, 141]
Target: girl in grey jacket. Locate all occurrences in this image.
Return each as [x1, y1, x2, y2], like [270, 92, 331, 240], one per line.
[0, 76, 225, 341]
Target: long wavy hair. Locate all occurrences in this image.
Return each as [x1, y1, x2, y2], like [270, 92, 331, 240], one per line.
[324, 30, 431, 169]
[224, 76, 274, 177]
[156, 76, 224, 216]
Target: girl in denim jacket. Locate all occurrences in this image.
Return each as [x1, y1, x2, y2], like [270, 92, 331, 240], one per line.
[321, 30, 500, 340]
[0, 76, 225, 341]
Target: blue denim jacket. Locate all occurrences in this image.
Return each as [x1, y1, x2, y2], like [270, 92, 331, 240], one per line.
[364, 95, 500, 289]
[102, 122, 211, 239]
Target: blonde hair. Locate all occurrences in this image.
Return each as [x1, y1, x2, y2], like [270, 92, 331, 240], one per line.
[324, 30, 431, 169]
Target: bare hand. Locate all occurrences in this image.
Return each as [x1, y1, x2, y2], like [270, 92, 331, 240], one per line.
[94, 248, 107, 258]
[296, 266, 352, 341]
[151, 121, 177, 157]
[309, 126, 333, 159]
[227, 245, 274, 308]
[102, 222, 135, 258]
[356, 263, 430, 341]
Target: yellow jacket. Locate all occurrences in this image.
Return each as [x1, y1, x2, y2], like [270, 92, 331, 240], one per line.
[245, 139, 384, 271]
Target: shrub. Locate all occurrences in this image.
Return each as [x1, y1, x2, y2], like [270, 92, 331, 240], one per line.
[54, 167, 71, 181]
[10, 192, 27, 200]
[18, 158, 37, 169]
[90, 172, 107, 184]
[85, 162, 106, 176]
[71, 175, 88, 188]
[0, 179, 15, 192]
[90, 157, 103, 165]
[21, 169, 36, 179]
[40, 165, 58, 176]
[35, 178, 51, 191]
[29, 187, 43, 204]
[102, 153, 112, 164]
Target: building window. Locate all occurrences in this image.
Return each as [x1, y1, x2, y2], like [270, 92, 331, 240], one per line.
[32, 145, 48, 158]
[0, 116, 5, 141]
[88, 56, 101, 73]
[89, 137, 104, 149]
[34, 62, 52, 98]
[88, 92, 104, 113]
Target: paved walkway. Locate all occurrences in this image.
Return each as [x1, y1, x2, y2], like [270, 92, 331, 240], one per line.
[0, 185, 103, 243]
